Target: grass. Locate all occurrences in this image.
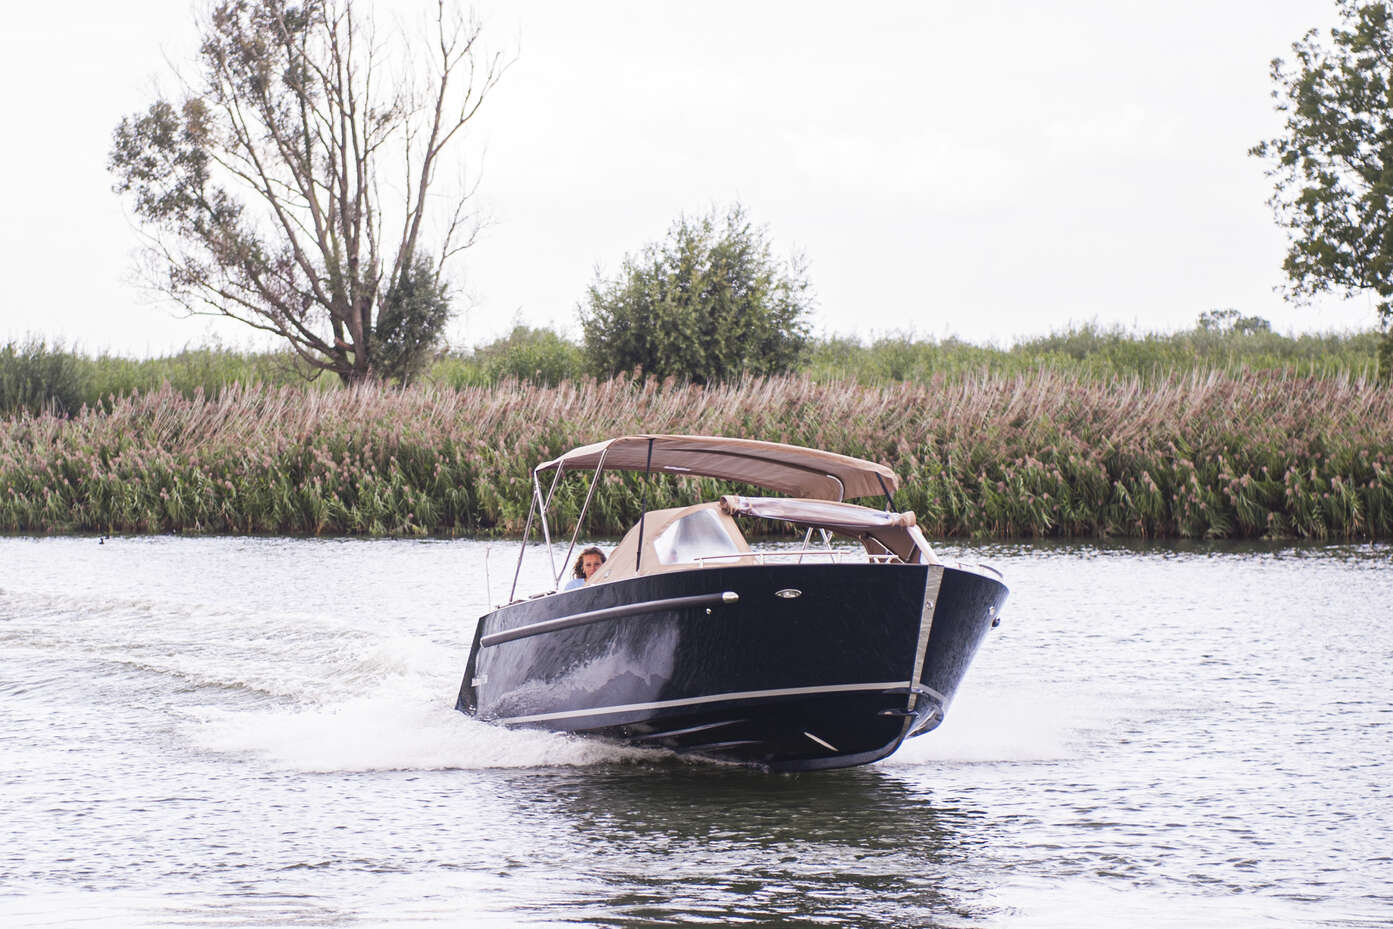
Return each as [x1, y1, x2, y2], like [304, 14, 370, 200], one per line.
[0, 338, 327, 417]
[2, 323, 1381, 419]
[3, 371, 1390, 540]
[806, 325, 1382, 382]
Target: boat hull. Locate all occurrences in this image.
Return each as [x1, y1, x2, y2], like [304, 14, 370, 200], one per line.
[457, 563, 1006, 771]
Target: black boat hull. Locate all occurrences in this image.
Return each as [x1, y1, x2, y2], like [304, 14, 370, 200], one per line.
[457, 563, 1006, 771]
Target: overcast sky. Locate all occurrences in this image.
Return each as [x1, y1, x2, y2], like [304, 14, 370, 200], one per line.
[0, 0, 1377, 357]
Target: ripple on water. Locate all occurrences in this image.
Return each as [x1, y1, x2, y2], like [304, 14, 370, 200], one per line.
[0, 535, 1390, 928]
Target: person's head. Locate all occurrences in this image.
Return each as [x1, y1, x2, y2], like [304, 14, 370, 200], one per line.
[573, 546, 606, 581]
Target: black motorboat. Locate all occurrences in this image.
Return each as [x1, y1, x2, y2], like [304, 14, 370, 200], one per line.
[456, 435, 1008, 772]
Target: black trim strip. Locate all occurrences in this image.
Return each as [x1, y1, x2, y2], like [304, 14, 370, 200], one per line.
[480, 591, 739, 648]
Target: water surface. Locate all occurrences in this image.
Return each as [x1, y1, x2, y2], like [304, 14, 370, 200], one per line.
[1, 536, 1389, 927]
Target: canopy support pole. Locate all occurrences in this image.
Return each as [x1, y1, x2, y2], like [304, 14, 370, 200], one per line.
[508, 489, 540, 602]
[635, 438, 655, 573]
[876, 473, 897, 512]
[535, 469, 559, 584]
[559, 447, 611, 589]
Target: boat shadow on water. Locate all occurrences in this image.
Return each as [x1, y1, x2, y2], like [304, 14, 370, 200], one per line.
[482, 763, 999, 927]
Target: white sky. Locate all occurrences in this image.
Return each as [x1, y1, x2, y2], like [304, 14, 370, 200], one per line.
[0, 0, 1379, 357]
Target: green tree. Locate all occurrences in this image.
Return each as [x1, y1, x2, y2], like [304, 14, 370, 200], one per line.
[580, 205, 813, 383]
[0, 340, 91, 417]
[1252, 0, 1393, 376]
[1197, 308, 1272, 334]
[374, 255, 452, 386]
[473, 325, 585, 385]
[109, 0, 503, 384]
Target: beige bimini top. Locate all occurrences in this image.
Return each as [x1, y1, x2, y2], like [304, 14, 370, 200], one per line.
[536, 434, 898, 502]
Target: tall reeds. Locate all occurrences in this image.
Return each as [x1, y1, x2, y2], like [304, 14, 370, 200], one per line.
[2, 371, 1390, 539]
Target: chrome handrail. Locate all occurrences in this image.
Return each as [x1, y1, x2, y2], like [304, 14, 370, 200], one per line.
[481, 591, 741, 648]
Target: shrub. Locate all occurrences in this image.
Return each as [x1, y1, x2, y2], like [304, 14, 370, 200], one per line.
[581, 204, 812, 383]
[0, 339, 91, 416]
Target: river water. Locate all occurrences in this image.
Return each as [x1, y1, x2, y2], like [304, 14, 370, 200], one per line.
[1, 535, 1389, 928]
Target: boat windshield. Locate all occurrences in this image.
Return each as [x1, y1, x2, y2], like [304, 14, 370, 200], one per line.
[652, 508, 745, 565]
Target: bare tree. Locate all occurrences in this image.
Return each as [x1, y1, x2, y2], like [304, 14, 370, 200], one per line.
[110, 0, 504, 384]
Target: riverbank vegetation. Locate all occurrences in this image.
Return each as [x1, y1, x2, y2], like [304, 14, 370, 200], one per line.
[3, 323, 1380, 417]
[3, 368, 1390, 540]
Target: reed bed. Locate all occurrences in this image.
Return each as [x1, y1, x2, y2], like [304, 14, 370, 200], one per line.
[2, 371, 1391, 539]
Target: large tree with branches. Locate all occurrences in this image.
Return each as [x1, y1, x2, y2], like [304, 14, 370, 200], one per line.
[110, 0, 503, 384]
[1252, 0, 1393, 376]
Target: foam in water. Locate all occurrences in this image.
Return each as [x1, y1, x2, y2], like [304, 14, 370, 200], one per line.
[187, 628, 667, 772]
[0, 891, 179, 929]
[185, 621, 1089, 773]
[2, 579, 667, 773]
[9, 579, 1088, 773]
[888, 687, 1093, 765]
[190, 691, 664, 772]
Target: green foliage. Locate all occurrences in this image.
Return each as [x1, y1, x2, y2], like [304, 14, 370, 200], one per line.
[804, 324, 1379, 383]
[375, 255, 452, 386]
[472, 326, 586, 385]
[581, 205, 813, 383]
[0, 340, 326, 415]
[1197, 308, 1272, 334]
[1, 324, 1379, 418]
[0, 340, 91, 416]
[1252, 0, 1393, 373]
[423, 326, 587, 388]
